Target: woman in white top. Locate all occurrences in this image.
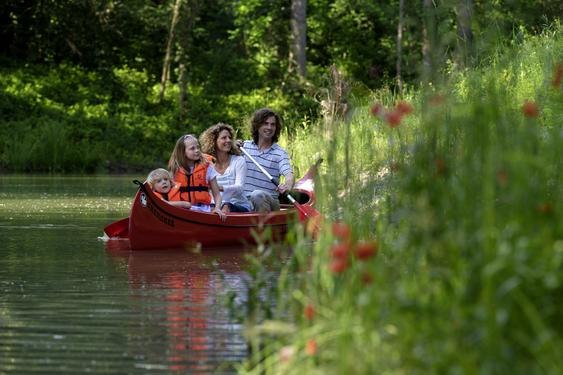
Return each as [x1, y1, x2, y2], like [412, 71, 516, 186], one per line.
[200, 123, 252, 213]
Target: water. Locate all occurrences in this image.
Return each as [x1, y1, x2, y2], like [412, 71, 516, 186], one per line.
[0, 175, 250, 373]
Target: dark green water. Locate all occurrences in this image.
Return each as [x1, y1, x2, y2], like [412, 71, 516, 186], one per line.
[0, 175, 249, 374]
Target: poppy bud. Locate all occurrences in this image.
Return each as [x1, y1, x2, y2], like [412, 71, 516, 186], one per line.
[355, 241, 378, 261]
[521, 100, 539, 118]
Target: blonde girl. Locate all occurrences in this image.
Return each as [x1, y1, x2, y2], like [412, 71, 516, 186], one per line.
[167, 134, 226, 221]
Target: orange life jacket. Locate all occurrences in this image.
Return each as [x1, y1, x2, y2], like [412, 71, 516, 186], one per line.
[171, 162, 212, 204]
[153, 183, 181, 202]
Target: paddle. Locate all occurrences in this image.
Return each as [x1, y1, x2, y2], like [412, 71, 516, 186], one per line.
[240, 147, 321, 231]
[104, 217, 129, 238]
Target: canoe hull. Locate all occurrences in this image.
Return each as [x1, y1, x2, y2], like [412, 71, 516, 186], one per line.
[129, 186, 299, 250]
[104, 161, 319, 251]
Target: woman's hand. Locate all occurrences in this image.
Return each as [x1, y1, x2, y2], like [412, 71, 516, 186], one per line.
[214, 207, 227, 222]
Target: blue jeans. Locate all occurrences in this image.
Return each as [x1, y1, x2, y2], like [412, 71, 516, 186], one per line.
[222, 202, 251, 212]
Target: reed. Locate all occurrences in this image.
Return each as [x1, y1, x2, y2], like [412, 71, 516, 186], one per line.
[240, 24, 562, 374]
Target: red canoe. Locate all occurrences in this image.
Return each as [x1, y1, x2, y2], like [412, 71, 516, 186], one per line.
[104, 162, 319, 250]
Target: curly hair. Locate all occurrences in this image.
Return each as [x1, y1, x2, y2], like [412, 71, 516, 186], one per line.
[199, 123, 241, 157]
[250, 108, 282, 144]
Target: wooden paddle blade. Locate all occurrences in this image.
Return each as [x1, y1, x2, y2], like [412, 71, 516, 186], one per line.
[294, 202, 322, 237]
[294, 202, 319, 220]
[104, 217, 130, 238]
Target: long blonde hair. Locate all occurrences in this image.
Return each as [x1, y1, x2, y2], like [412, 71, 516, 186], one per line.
[167, 134, 207, 176]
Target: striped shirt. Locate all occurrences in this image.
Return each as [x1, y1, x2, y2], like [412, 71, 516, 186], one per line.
[242, 141, 292, 199]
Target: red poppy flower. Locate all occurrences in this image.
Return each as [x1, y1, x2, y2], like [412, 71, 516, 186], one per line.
[304, 304, 315, 321]
[355, 241, 378, 261]
[536, 202, 553, 215]
[370, 103, 384, 117]
[385, 110, 403, 128]
[331, 242, 350, 259]
[330, 258, 348, 273]
[396, 100, 413, 115]
[331, 221, 351, 241]
[553, 63, 563, 89]
[305, 339, 317, 356]
[361, 271, 374, 285]
[521, 100, 539, 118]
[435, 158, 447, 176]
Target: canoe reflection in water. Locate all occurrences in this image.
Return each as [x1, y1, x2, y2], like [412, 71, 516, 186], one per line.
[106, 246, 250, 373]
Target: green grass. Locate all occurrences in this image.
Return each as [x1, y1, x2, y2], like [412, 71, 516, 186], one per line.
[239, 25, 562, 374]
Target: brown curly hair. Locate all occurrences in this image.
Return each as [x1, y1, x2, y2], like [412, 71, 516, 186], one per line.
[199, 123, 241, 157]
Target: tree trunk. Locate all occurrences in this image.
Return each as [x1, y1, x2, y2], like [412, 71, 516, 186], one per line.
[396, 0, 404, 93]
[421, 0, 435, 84]
[289, 0, 307, 78]
[456, 0, 473, 67]
[178, 62, 187, 122]
[159, 0, 183, 102]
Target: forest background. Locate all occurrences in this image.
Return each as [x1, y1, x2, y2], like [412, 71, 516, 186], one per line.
[0, 0, 560, 173]
[1, 2, 562, 373]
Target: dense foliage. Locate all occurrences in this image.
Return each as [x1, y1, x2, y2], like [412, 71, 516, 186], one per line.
[0, 0, 560, 172]
[239, 27, 562, 374]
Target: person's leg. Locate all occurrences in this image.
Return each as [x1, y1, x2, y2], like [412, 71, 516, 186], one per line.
[250, 190, 279, 212]
[268, 195, 280, 211]
[228, 203, 251, 213]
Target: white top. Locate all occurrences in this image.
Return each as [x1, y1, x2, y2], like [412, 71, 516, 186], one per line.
[215, 155, 252, 210]
[242, 141, 292, 199]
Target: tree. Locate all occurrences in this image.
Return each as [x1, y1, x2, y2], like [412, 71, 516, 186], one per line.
[421, 0, 433, 83]
[396, 0, 405, 92]
[289, 0, 307, 78]
[456, 0, 473, 67]
[160, 0, 183, 102]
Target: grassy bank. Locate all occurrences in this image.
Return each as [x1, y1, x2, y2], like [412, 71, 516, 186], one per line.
[240, 25, 562, 374]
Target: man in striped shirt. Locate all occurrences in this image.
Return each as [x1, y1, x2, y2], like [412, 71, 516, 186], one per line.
[242, 108, 294, 212]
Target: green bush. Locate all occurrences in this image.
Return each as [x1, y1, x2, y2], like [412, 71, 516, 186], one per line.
[0, 63, 319, 173]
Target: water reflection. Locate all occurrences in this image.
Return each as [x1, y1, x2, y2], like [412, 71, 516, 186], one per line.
[106, 247, 250, 373]
[0, 174, 252, 373]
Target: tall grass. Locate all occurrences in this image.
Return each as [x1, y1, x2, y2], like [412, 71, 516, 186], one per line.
[240, 26, 562, 374]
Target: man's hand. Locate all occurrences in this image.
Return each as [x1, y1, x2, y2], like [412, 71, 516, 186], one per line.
[276, 173, 294, 195]
[276, 183, 291, 195]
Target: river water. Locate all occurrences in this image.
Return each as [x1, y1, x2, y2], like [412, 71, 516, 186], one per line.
[0, 175, 251, 374]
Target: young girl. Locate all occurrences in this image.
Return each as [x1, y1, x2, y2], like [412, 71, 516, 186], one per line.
[167, 134, 226, 222]
[146, 168, 192, 209]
